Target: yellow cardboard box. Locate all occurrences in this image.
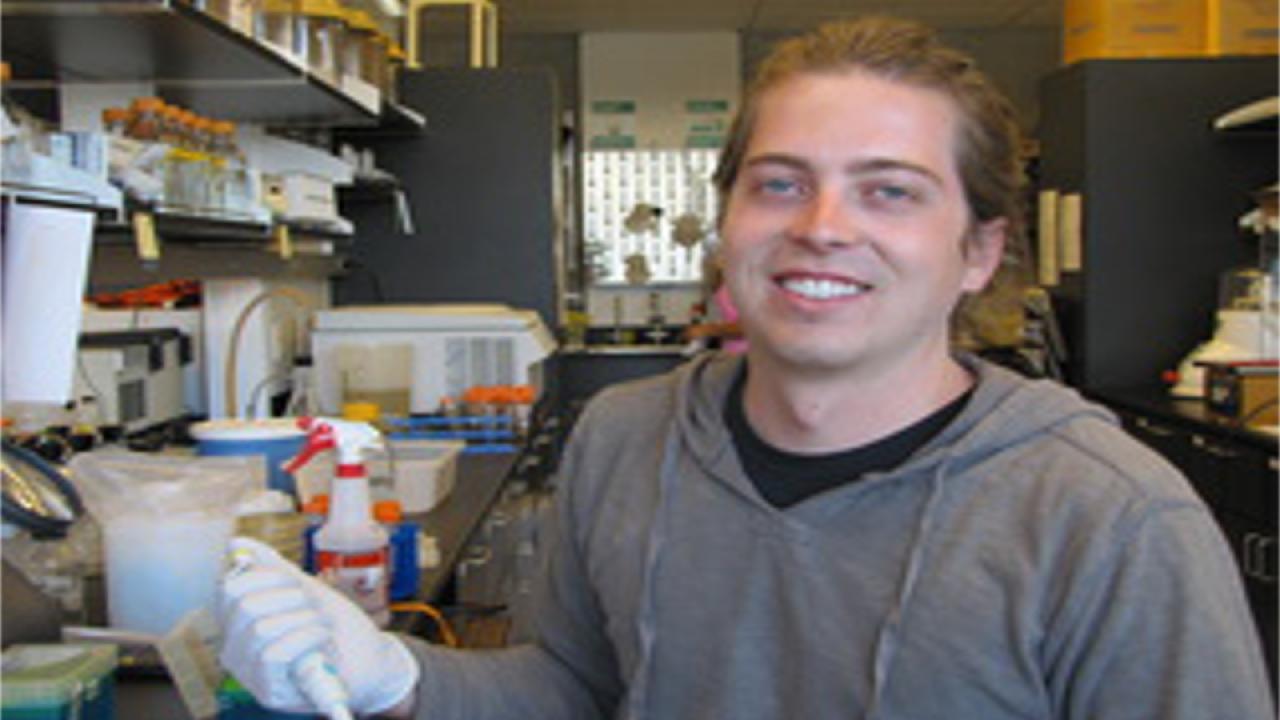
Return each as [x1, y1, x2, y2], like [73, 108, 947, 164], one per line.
[1207, 0, 1279, 55]
[1201, 360, 1279, 428]
[1064, 0, 1206, 64]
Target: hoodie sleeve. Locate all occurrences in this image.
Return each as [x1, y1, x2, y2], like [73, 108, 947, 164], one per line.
[395, 407, 625, 720]
[1043, 497, 1274, 719]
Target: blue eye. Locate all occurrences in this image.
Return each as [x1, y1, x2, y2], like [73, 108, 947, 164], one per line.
[874, 184, 912, 201]
[759, 177, 801, 196]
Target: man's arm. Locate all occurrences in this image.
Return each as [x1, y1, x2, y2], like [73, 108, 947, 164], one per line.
[1044, 500, 1274, 719]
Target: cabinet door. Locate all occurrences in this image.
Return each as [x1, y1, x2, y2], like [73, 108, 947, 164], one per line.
[1188, 433, 1276, 527]
[1216, 510, 1277, 696]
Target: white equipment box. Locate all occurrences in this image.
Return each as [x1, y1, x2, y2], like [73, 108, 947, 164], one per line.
[74, 329, 189, 433]
[311, 304, 556, 415]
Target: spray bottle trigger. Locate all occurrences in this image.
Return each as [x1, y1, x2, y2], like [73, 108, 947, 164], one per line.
[284, 430, 336, 474]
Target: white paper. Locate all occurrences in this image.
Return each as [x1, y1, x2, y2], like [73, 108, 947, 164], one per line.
[2, 202, 95, 404]
[1058, 193, 1084, 273]
[1037, 190, 1060, 287]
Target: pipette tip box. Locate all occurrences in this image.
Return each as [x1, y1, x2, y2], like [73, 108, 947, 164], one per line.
[0, 643, 118, 720]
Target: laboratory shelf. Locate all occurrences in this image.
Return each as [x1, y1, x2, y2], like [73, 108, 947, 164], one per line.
[337, 98, 429, 139]
[93, 207, 354, 244]
[0, 0, 379, 126]
[88, 236, 347, 290]
[1, 182, 123, 217]
[96, 207, 273, 241]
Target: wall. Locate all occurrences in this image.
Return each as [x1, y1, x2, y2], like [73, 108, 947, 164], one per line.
[425, 24, 1060, 328]
[580, 32, 739, 149]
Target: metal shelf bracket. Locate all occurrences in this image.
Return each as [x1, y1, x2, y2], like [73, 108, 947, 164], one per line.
[405, 0, 498, 70]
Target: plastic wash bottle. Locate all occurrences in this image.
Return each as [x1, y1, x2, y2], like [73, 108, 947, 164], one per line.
[285, 417, 391, 627]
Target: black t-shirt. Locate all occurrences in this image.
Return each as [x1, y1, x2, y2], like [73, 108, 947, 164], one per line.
[724, 368, 971, 508]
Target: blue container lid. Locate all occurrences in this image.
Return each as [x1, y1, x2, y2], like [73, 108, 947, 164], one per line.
[190, 419, 305, 443]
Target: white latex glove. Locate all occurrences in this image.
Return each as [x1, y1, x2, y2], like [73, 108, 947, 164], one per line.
[218, 537, 420, 716]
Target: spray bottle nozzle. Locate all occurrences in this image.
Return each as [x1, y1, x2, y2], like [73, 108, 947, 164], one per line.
[283, 418, 337, 474]
[283, 417, 382, 473]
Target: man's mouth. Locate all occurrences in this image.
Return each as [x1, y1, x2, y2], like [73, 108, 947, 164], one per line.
[777, 274, 869, 300]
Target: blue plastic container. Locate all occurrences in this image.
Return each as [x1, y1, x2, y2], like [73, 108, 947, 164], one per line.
[191, 419, 306, 496]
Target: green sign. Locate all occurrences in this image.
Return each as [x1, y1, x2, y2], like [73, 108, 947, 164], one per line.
[591, 135, 637, 149]
[591, 100, 636, 114]
[686, 134, 724, 149]
[686, 99, 730, 114]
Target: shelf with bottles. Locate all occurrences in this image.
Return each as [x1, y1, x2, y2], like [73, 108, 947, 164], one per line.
[0, 0, 383, 127]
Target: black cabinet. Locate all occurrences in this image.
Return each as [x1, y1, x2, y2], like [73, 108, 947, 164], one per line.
[334, 68, 563, 329]
[1105, 388, 1277, 692]
[1037, 58, 1278, 392]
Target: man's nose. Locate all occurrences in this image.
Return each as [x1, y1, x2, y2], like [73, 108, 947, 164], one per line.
[787, 187, 857, 251]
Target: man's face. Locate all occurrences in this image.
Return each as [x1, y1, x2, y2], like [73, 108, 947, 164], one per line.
[719, 70, 1004, 378]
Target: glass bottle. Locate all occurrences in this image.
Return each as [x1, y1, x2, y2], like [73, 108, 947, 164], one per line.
[127, 97, 165, 142]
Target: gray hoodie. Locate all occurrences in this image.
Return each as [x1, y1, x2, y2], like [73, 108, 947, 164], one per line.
[404, 353, 1274, 719]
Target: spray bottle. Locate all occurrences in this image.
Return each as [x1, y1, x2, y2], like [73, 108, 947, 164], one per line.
[284, 417, 391, 627]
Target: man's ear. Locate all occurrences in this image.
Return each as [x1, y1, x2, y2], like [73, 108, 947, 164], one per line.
[961, 217, 1008, 293]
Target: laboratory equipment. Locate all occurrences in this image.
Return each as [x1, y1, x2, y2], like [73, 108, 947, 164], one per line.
[1170, 188, 1279, 397]
[74, 329, 190, 434]
[225, 546, 354, 720]
[311, 304, 555, 416]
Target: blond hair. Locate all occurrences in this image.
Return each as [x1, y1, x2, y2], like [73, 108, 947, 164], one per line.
[713, 16, 1027, 249]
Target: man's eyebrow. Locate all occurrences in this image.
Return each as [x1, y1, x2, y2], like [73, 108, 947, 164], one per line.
[743, 153, 944, 187]
[742, 153, 807, 172]
[846, 157, 945, 187]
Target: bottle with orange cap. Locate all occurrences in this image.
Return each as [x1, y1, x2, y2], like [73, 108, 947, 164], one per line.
[127, 97, 165, 142]
[101, 108, 129, 137]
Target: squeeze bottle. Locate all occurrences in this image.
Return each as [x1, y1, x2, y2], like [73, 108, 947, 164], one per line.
[284, 417, 391, 627]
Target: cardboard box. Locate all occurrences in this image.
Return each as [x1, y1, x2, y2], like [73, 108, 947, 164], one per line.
[1064, 0, 1207, 64]
[1206, 0, 1279, 55]
[1201, 360, 1279, 427]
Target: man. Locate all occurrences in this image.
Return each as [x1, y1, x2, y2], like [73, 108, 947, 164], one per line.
[220, 17, 1274, 719]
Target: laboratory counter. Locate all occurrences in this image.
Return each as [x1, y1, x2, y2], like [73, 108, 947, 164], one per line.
[115, 449, 519, 718]
[393, 450, 517, 631]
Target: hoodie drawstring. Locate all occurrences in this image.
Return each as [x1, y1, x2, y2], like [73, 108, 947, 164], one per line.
[865, 456, 953, 720]
[622, 419, 683, 720]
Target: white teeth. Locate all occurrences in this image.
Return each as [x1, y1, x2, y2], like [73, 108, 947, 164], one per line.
[781, 277, 864, 299]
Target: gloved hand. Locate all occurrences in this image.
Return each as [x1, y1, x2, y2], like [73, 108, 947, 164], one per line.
[218, 537, 420, 716]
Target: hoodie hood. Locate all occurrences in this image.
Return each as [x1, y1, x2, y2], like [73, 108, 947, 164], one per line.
[671, 351, 1116, 504]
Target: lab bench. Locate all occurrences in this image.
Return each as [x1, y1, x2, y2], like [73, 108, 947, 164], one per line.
[113, 449, 520, 718]
[393, 450, 518, 632]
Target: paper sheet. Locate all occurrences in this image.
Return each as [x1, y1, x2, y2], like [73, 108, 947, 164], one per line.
[1058, 193, 1084, 273]
[2, 202, 95, 404]
[1037, 190, 1060, 287]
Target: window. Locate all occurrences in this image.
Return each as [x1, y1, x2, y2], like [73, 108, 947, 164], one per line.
[583, 148, 719, 285]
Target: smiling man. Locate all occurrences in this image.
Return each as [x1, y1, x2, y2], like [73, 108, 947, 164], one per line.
[219, 17, 1274, 720]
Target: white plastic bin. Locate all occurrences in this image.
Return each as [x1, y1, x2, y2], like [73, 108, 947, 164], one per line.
[366, 439, 464, 514]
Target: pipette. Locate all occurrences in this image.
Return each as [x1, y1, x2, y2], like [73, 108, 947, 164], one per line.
[227, 549, 355, 720]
